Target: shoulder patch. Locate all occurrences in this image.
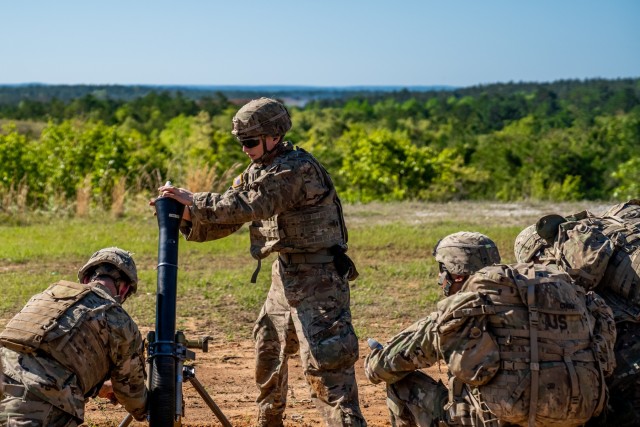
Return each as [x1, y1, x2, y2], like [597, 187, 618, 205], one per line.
[232, 174, 244, 188]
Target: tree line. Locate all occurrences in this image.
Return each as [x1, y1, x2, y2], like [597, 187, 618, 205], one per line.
[0, 78, 639, 213]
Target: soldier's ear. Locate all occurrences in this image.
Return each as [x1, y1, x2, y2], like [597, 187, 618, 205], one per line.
[117, 281, 132, 302]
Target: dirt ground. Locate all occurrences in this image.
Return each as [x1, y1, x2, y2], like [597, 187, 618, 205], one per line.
[85, 337, 446, 427]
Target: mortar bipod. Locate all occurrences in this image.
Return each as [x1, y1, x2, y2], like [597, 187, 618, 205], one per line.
[119, 331, 232, 427]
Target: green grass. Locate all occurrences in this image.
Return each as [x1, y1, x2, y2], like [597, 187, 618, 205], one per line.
[0, 201, 600, 341]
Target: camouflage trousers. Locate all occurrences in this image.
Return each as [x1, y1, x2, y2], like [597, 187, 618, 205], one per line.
[385, 372, 515, 427]
[0, 377, 79, 427]
[588, 320, 640, 427]
[385, 371, 448, 427]
[252, 257, 366, 427]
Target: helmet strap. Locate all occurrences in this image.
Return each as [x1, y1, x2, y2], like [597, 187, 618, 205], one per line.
[438, 267, 468, 296]
[89, 264, 132, 303]
[260, 136, 269, 160]
[256, 135, 282, 164]
[438, 270, 453, 296]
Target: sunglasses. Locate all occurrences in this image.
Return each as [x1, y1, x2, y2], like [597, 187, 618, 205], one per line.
[238, 137, 262, 149]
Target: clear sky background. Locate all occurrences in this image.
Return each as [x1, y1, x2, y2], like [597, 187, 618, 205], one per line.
[2, 1, 639, 88]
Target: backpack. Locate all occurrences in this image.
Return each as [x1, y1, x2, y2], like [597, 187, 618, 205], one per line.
[445, 263, 611, 427]
[564, 209, 640, 310]
[602, 199, 640, 227]
[541, 219, 615, 291]
[595, 214, 640, 308]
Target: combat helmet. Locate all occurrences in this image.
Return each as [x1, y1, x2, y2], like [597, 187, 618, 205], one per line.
[514, 224, 550, 263]
[78, 247, 139, 292]
[433, 231, 501, 276]
[232, 97, 292, 140]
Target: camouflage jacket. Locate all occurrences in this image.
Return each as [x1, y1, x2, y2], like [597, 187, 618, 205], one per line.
[181, 141, 347, 258]
[0, 281, 147, 421]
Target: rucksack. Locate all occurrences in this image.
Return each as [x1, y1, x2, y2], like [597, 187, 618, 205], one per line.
[441, 263, 612, 427]
[563, 209, 640, 312]
[540, 218, 615, 291]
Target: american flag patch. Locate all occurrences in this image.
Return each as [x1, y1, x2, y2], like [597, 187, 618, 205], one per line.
[232, 174, 244, 188]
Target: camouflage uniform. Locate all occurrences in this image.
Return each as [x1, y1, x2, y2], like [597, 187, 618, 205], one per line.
[365, 262, 614, 427]
[0, 280, 147, 426]
[181, 140, 365, 426]
[515, 201, 640, 426]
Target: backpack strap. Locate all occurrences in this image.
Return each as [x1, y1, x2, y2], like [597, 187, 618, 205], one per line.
[525, 277, 540, 427]
[582, 296, 608, 417]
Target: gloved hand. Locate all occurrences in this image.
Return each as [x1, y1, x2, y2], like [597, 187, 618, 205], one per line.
[367, 338, 383, 350]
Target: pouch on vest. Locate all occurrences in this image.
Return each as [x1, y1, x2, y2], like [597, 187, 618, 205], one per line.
[330, 245, 359, 281]
[437, 292, 500, 387]
[447, 316, 500, 386]
[0, 281, 89, 353]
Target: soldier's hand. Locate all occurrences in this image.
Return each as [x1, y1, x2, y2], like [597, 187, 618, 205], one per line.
[98, 380, 118, 405]
[149, 183, 194, 221]
[367, 338, 383, 350]
[156, 183, 195, 207]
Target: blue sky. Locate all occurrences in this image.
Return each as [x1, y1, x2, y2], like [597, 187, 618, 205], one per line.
[2, 1, 638, 87]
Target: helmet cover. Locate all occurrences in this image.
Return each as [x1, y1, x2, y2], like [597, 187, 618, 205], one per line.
[433, 231, 501, 276]
[514, 224, 550, 263]
[232, 97, 292, 139]
[78, 247, 139, 292]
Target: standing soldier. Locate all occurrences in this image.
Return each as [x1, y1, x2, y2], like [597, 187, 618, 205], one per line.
[365, 232, 615, 427]
[0, 247, 147, 426]
[156, 97, 366, 426]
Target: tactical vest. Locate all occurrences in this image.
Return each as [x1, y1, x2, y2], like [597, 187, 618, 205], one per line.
[0, 280, 118, 395]
[443, 264, 610, 427]
[247, 145, 347, 260]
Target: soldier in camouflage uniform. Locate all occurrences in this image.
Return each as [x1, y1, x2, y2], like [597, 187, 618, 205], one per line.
[365, 232, 614, 427]
[0, 247, 147, 426]
[514, 200, 640, 426]
[156, 97, 366, 427]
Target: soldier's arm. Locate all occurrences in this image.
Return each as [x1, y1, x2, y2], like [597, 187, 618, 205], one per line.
[107, 307, 148, 421]
[364, 314, 440, 385]
[180, 214, 244, 242]
[188, 163, 307, 226]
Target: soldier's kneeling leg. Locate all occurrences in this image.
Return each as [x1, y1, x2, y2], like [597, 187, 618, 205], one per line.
[386, 371, 448, 427]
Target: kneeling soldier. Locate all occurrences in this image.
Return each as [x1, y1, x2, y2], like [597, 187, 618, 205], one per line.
[365, 232, 615, 427]
[0, 247, 147, 426]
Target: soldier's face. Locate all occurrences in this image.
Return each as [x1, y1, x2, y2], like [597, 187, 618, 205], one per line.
[242, 135, 279, 161]
[437, 266, 466, 296]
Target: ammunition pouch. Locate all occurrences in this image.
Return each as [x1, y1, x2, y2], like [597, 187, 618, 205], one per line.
[279, 250, 334, 265]
[330, 245, 359, 281]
